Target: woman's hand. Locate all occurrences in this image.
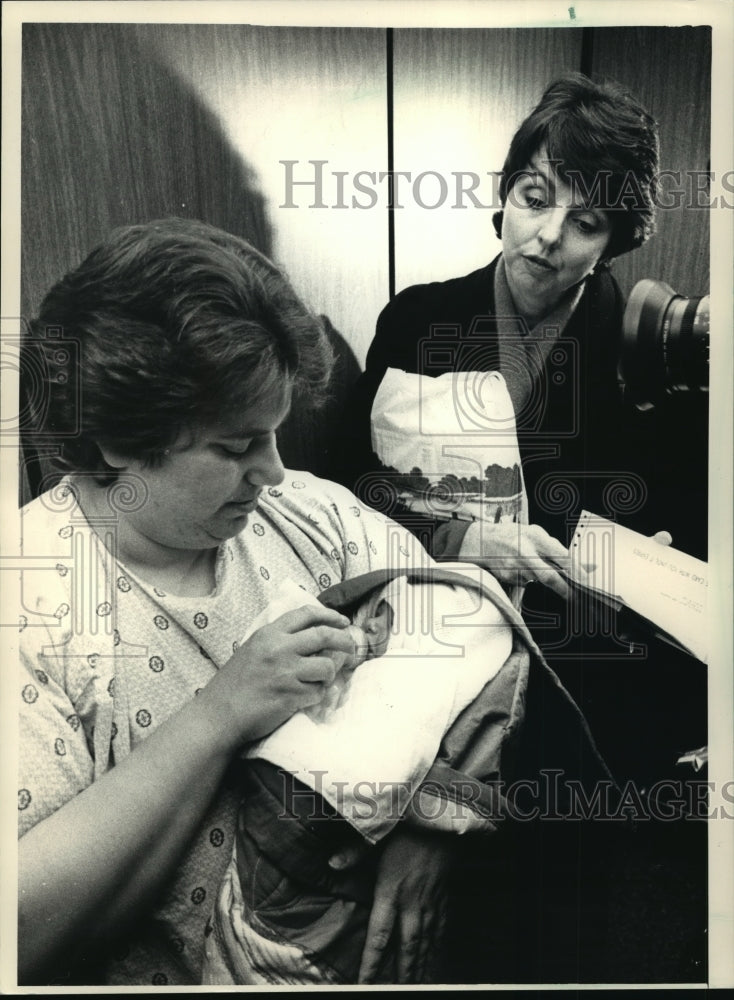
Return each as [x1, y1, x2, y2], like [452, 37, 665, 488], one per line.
[458, 520, 582, 599]
[339, 826, 454, 983]
[19, 602, 355, 983]
[203, 604, 355, 745]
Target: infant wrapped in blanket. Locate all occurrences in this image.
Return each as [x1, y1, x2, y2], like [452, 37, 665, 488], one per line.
[203, 563, 514, 985]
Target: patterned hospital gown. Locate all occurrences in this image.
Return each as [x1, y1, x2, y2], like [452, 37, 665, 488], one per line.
[17, 471, 431, 986]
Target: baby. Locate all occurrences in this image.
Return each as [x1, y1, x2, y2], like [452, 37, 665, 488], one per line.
[304, 591, 393, 722]
[349, 593, 392, 658]
[203, 565, 515, 986]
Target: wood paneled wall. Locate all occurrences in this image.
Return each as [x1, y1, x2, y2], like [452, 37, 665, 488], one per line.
[21, 23, 387, 491]
[392, 28, 583, 290]
[592, 26, 711, 298]
[391, 26, 710, 298]
[20, 23, 711, 501]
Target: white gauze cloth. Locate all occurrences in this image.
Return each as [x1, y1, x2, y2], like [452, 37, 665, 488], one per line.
[245, 565, 512, 843]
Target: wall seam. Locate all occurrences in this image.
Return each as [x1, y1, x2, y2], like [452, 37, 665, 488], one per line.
[386, 27, 395, 301]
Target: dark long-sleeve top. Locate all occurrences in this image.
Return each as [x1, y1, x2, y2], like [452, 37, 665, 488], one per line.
[332, 254, 645, 550]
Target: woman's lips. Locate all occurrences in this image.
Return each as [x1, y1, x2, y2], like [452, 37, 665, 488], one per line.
[227, 493, 261, 513]
[522, 253, 557, 272]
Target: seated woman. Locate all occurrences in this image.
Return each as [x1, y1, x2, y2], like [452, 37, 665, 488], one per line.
[16, 218, 461, 987]
[333, 72, 661, 604]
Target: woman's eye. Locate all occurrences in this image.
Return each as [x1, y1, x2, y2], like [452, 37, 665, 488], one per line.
[219, 443, 251, 458]
[524, 190, 547, 209]
[575, 216, 598, 234]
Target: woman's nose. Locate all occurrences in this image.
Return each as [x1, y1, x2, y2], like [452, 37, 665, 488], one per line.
[536, 207, 565, 248]
[247, 434, 286, 487]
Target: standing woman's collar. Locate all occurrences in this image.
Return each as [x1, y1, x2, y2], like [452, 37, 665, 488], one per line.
[494, 254, 586, 340]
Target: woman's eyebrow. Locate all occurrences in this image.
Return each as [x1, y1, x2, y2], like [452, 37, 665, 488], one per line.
[570, 197, 608, 216]
[527, 159, 607, 216]
[215, 428, 277, 442]
[214, 401, 292, 441]
[216, 414, 289, 439]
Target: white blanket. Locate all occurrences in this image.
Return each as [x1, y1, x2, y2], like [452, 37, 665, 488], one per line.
[246, 565, 512, 843]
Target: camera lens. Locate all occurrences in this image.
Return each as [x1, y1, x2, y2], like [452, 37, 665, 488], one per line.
[620, 279, 709, 410]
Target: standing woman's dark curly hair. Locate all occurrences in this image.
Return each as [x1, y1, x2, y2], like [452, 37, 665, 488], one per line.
[493, 72, 660, 265]
[22, 218, 334, 483]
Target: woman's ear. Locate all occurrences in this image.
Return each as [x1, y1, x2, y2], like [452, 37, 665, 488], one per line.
[492, 210, 503, 240]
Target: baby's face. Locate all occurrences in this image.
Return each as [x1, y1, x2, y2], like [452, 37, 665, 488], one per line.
[361, 600, 393, 658]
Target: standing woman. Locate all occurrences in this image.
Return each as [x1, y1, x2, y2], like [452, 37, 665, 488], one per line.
[335, 73, 660, 596]
[332, 70, 675, 987]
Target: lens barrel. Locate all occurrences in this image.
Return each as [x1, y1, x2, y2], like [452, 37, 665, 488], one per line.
[620, 279, 709, 410]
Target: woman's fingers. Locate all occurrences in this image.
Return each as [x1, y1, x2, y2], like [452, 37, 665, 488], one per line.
[358, 895, 396, 983]
[653, 530, 673, 546]
[532, 566, 570, 599]
[221, 604, 357, 738]
[270, 605, 356, 659]
[408, 906, 445, 982]
[395, 910, 423, 982]
[296, 654, 338, 686]
[276, 604, 349, 633]
[294, 623, 357, 657]
[459, 521, 577, 598]
[328, 842, 369, 871]
[426, 907, 448, 979]
[525, 525, 572, 569]
[506, 525, 570, 594]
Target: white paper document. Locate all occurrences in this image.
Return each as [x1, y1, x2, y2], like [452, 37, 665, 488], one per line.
[569, 510, 708, 664]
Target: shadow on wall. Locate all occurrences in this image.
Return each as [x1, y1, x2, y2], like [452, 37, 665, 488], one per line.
[277, 314, 361, 479]
[20, 22, 358, 501]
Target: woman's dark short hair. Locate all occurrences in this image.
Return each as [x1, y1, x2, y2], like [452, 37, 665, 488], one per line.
[493, 73, 660, 263]
[24, 218, 334, 482]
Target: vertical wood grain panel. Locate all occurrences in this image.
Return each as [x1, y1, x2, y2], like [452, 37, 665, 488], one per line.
[21, 23, 387, 490]
[591, 26, 711, 298]
[144, 24, 388, 369]
[391, 28, 583, 292]
[22, 24, 269, 316]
